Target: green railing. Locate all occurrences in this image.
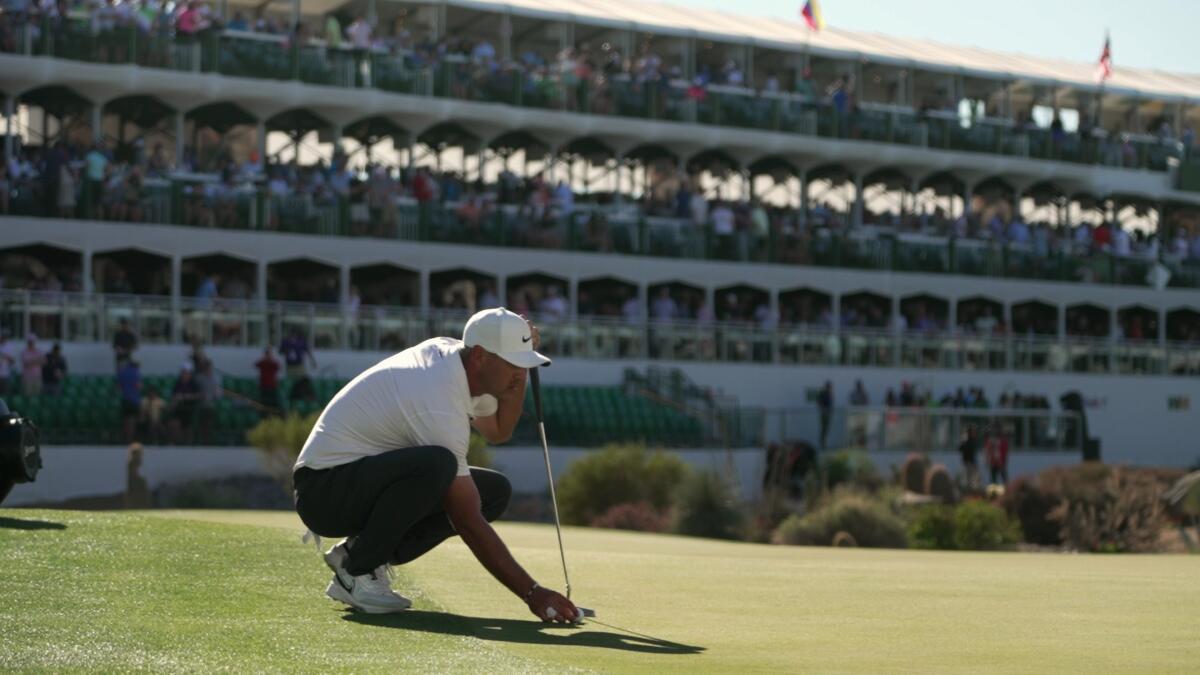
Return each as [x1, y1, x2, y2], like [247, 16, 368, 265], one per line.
[1, 290, 1197, 378]
[3, 18, 1188, 174]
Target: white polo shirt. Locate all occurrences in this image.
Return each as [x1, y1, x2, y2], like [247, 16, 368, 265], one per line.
[294, 337, 472, 476]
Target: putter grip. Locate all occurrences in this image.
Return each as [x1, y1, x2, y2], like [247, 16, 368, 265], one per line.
[530, 367, 544, 424]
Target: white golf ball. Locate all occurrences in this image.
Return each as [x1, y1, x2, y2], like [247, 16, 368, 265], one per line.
[545, 607, 557, 619]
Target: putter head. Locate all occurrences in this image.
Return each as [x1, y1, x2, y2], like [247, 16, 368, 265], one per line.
[576, 606, 595, 621]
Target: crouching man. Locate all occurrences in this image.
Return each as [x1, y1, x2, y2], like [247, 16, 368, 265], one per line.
[293, 308, 579, 623]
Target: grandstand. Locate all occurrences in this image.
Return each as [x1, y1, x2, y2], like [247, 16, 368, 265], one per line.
[1, 0, 1199, 470]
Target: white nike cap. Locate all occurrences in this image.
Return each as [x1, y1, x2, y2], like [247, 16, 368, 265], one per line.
[462, 307, 552, 369]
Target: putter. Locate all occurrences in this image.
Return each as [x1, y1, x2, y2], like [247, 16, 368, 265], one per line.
[530, 367, 595, 621]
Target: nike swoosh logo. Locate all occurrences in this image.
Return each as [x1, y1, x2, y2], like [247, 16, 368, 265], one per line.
[522, 336, 532, 343]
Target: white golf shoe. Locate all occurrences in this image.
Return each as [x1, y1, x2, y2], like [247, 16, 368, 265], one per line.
[323, 542, 412, 614]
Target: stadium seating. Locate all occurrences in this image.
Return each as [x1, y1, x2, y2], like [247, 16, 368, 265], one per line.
[4, 376, 705, 448]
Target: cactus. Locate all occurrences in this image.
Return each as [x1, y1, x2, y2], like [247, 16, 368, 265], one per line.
[924, 463, 959, 504]
[901, 452, 929, 493]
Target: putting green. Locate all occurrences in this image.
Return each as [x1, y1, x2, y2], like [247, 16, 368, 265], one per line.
[0, 509, 1197, 673]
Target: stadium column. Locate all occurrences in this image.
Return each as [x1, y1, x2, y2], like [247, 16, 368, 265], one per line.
[256, 120, 267, 171]
[962, 180, 973, 222]
[613, 153, 625, 207]
[339, 265, 350, 349]
[852, 172, 864, 228]
[2, 96, 13, 165]
[256, 261, 267, 313]
[170, 255, 182, 343]
[173, 112, 184, 171]
[91, 104, 102, 144]
[568, 277, 578, 320]
[81, 248, 93, 296]
[1159, 307, 1167, 347]
[499, 12, 512, 63]
[418, 269, 429, 316]
[798, 167, 808, 227]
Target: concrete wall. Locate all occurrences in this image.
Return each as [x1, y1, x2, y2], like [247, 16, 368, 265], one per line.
[0, 442, 1139, 509]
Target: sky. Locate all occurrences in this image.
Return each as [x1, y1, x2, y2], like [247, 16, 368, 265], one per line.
[676, 0, 1198, 75]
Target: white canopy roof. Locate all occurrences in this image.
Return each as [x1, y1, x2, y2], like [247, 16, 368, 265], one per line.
[439, 0, 1200, 104]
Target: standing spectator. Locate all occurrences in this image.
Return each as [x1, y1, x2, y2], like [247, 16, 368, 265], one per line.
[344, 14, 372, 49]
[84, 142, 109, 219]
[650, 287, 678, 322]
[168, 364, 201, 444]
[478, 282, 501, 310]
[117, 358, 142, 443]
[57, 159, 77, 218]
[112, 317, 138, 368]
[538, 285, 568, 321]
[255, 346, 281, 412]
[849, 380, 869, 406]
[817, 380, 833, 449]
[20, 337, 44, 396]
[323, 13, 342, 47]
[985, 423, 1010, 485]
[195, 273, 220, 308]
[139, 387, 168, 444]
[194, 358, 222, 444]
[42, 343, 67, 396]
[280, 328, 317, 381]
[710, 202, 735, 257]
[0, 334, 15, 395]
[958, 424, 981, 490]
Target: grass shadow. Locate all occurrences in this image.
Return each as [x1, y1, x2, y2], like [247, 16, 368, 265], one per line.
[0, 516, 68, 531]
[343, 609, 704, 656]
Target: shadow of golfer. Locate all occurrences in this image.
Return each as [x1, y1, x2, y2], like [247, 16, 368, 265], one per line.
[0, 516, 67, 531]
[343, 610, 704, 656]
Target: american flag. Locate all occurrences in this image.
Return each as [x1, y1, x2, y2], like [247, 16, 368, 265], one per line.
[1095, 33, 1112, 83]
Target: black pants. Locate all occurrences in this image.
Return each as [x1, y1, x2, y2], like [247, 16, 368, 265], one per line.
[293, 445, 511, 576]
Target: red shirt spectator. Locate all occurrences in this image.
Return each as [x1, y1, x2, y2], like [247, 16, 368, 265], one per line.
[256, 349, 280, 390]
[412, 171, 434, 203]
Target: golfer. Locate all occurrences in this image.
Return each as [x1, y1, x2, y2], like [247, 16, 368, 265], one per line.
[293, 307, 580, 623]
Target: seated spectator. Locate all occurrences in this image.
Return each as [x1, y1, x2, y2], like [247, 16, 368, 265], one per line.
[139, 387, 168, 445]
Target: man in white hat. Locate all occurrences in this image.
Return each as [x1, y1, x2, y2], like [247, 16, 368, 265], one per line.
[292, 308, 580, 622]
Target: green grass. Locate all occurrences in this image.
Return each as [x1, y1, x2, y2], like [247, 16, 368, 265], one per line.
[0, 509, 1198, 673]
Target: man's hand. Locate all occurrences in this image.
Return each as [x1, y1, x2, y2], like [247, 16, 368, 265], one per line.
[526, 585, 580, 624]
[521, 316, 540, 350]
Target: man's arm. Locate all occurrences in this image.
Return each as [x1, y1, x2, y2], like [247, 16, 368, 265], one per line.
[443, 475, 578, 623]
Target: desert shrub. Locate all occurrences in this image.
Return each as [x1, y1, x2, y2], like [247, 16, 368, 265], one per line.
[772, 492, 907, 548]
[1002, 477, 1062, 545]
[557, 444, 690, 525]
[924, 464, 959, 504]
[247, 412, 320, 492]
[671, 470, 745, 540]
[1003, 464, 1179, 550]
[590, 502, 671, 532]
[1049, 468, 1168, 553]
[746, 487, 796, 543]
[901, 453, 929, 493]
[822, 449, 883, 493]
[908, 505, 957, 550]
[954, 500, 1020, 551]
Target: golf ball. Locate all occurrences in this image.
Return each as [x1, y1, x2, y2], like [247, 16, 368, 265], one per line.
[545, 607, 557, 619]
